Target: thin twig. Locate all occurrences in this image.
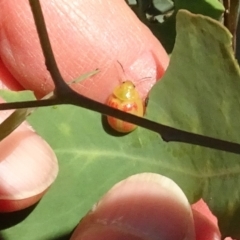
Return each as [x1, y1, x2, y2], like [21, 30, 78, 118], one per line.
[29, 0, 71, 95]
[223, 0, 239, 51]
[0, 98, 61, 110]
[1, 91, 240, 154]
[67, 90, 240, 155]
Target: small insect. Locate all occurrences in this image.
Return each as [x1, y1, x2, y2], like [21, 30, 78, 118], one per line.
[106, 80, 144, 133]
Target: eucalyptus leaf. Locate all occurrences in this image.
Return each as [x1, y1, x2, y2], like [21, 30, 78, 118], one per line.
[174, 0, 224, 19]
[147, 10, 240, 238]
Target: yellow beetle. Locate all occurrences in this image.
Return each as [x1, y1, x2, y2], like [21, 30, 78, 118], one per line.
[106, 80, 144, 133]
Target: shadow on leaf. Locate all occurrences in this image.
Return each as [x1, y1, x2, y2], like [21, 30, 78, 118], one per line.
[45, 228, 76, 240]
[0, 202, 39, 230]
[101, 115, 130, 137]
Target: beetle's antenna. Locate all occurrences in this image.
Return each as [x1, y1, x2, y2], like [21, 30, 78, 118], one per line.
[116, 60, 125, 73]
[116, 61, 152, 85]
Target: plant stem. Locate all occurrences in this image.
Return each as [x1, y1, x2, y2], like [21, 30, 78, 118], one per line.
[29, 0, 72, 95]
[223, 0, 239, 51]
[67, 90, 240, 155]
[1, 89, 240, 154]
[0, 98, 61, 110]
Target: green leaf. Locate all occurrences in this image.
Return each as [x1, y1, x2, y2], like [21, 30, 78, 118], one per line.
[0, 90, 35, 101]
[174, 0, 224, 19]
[147, 10, 240, 238]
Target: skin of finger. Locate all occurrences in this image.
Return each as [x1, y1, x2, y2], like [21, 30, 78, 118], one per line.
[0, 1, 58, 211]
[192, 200, 234, 240]
[70, 173, 195, 240]
[0, 0, 169, 102]
[0, 122, 58, 212]
[192, 209, 221, 240]
[192, 199, 217, 227]
[0, 97, 58, 212]
[0, 189, 48, 212]
[0, 58, 23, 91]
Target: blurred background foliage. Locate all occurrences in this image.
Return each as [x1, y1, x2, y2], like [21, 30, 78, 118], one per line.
[126, 0, 240, 60]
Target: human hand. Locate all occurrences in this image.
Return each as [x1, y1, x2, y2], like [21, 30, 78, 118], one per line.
[0, 0, 225, 239]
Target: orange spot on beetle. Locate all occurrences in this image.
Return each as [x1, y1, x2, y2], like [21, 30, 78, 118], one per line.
[106, 80, 144, 133]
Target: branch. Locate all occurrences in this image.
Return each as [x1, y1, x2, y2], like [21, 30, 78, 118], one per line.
[223, 0, 239, 51]
[29, 0, 72, 95]
[1, 0, 238, 155]
[67, 90, 240, 155]
[0, 98, 61, 110]
[2, 89, 240, 154]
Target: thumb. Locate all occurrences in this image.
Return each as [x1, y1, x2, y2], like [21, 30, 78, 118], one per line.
[70, 173, 195, 240]
[0, 0, 169, 102]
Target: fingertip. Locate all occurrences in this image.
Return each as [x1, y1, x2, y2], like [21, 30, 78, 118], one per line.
[0, 105, 58, 212]
[0, 0, 169, 102]
[0, 59, 23, 91]
[71, 173, 195, 240]
[191, 199, 218, 226]
[192, 209, 221, 240]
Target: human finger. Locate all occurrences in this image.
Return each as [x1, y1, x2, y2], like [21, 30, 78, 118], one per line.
[70, 173, 195, 240]
[0, 77, 58, 212]
[0, 0, 169, 102]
